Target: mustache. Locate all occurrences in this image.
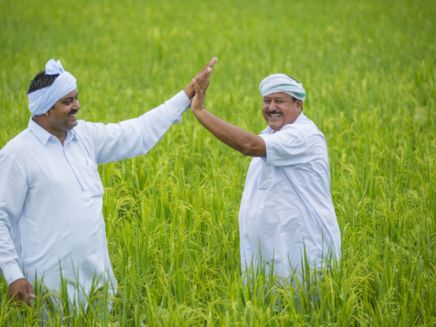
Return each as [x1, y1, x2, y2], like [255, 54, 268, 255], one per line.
[266, 110, 281, 113]
[68, 109, 79, 115]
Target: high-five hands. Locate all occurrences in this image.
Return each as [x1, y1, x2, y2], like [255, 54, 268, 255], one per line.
[184, 57, 218, 100]
[191, 57, 218, 112]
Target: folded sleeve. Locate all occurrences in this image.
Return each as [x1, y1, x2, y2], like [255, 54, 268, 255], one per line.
[260, 125, 311, 167]
[0, 153, 27, 284]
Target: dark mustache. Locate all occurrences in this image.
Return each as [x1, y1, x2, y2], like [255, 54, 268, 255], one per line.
[68, 109, 79, 115]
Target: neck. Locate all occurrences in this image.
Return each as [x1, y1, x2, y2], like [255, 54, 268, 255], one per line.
[32, 116, 67, 144]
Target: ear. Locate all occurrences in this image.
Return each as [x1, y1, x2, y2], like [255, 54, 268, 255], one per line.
[45, 105, 55, 117]
[296, 100, 303, 111]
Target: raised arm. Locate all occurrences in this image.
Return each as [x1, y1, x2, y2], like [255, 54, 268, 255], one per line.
[81, 57, 221, 164]
[191, 62, 266, 157]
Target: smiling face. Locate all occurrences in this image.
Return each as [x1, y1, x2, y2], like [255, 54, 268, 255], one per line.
[44, 90, 80, 138]
[262, 92, 302, 131]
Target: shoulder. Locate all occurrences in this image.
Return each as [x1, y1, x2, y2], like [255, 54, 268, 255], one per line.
[288, 113, 322, 134]
[74, 120, 93, 134]
[74, 120, 108, 133]
[0, 129, 33, 158]
[73, 120, 106, 140]
[283, 114, 326, 143]
[0, 130, 34, 171]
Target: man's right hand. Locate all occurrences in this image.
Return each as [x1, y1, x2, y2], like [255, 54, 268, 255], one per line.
[8, 278, 35, 305]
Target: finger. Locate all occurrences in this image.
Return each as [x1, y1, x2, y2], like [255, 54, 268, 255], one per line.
[27, 293, 36, 305]
[200, 57, 217, 73]
[198, 65, 212, 78]
[194, 80, 209, 99]
[192, 79, 202, 94]
[207, 57, 218, 68]
[193, 74, 209, 88]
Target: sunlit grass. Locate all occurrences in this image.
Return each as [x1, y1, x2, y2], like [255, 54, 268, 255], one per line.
[0, 0, 435, 325]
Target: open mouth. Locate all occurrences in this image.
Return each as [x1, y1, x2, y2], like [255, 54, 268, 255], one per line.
[268, 112, 282, 118]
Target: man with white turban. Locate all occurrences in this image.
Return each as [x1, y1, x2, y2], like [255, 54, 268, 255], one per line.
[0, 58, 216, 307]
[191, 66, 341, 282]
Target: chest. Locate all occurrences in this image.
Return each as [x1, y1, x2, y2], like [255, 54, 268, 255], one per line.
[24, 139, 102, 196]
[244, 158, 291, 198]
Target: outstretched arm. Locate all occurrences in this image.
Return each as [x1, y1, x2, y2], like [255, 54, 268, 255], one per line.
[80, 57, 221, 164]
[191, 63, 266, 157]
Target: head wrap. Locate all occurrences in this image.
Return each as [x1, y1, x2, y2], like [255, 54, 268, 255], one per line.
[28, 59, 77, 115]
[259, 73, 306, 101]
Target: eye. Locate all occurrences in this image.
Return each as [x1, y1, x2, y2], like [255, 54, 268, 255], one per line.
[61, 97, 76, 105]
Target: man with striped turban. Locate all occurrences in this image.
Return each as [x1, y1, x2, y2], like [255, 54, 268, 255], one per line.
[191, 65, 341, 283]
[0, 58, 216, 307]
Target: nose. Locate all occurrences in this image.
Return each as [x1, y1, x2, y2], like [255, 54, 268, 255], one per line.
[72, 99, 80, 110]
[267, 100, 277, 111]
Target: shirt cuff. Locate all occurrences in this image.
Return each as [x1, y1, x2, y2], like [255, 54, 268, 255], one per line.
[2, 262, 24, 285]
[171, 90, 191, 111]
[163, 91, 191, 124]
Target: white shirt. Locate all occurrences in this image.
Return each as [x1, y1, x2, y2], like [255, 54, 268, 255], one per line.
[0, 91, 190, 303]
[239, 113, 341, 280]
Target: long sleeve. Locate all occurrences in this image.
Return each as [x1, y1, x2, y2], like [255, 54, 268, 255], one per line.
[76, 91, 191, 164]
[0, 152, 27, 284]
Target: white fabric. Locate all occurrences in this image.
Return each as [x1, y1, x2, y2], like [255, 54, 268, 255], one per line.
[28, 59, 77, 115]
[0, 91, 190, 304]
[239, 113, 340, 280]
[259, 73, 306, 101]
[45, 59, 64, 75]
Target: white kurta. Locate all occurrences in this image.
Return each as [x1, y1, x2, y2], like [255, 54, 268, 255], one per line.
[0, 91, 190, 304]
[239, 113, 341, 280]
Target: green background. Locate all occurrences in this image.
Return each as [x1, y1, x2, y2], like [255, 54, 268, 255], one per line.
[0, 0, 435, 325]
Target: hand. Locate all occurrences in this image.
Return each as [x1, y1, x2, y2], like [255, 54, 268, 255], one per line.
[184, 57, 218, 99]
[191, 57, 217, 112]
[8, 278, 36, 305]
[191, 78, 208, 113]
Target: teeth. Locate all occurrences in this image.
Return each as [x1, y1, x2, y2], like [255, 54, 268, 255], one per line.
[269, 113, 281, 117]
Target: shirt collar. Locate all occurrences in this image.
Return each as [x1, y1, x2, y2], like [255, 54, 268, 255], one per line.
[28, 118, 77, 146]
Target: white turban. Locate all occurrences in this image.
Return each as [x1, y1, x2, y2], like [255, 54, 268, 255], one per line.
[259, 73, 306, 101]
[28, 59, 77, 116]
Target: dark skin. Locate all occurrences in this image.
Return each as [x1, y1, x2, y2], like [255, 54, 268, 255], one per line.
[8, 278, 35, 305]
[33, 90, 80, 144]
[9, 57, 217, 305]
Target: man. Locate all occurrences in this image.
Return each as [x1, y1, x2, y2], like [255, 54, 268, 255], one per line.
[191, 67, 341, 282]
[0, 58, 215, 306]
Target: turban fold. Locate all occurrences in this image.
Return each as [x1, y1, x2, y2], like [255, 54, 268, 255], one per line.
[28, 59, 77, 115]
[259, 73, 306, 101]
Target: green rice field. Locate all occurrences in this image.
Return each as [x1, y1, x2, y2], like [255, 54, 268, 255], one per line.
[0, 0, 435, 325]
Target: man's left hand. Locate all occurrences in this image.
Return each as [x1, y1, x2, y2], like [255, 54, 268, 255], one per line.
[184, 57, 218, 99]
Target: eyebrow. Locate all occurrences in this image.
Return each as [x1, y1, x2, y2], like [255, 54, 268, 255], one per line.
[61, 94, 79, 101]
[263, 96, 287, 101]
